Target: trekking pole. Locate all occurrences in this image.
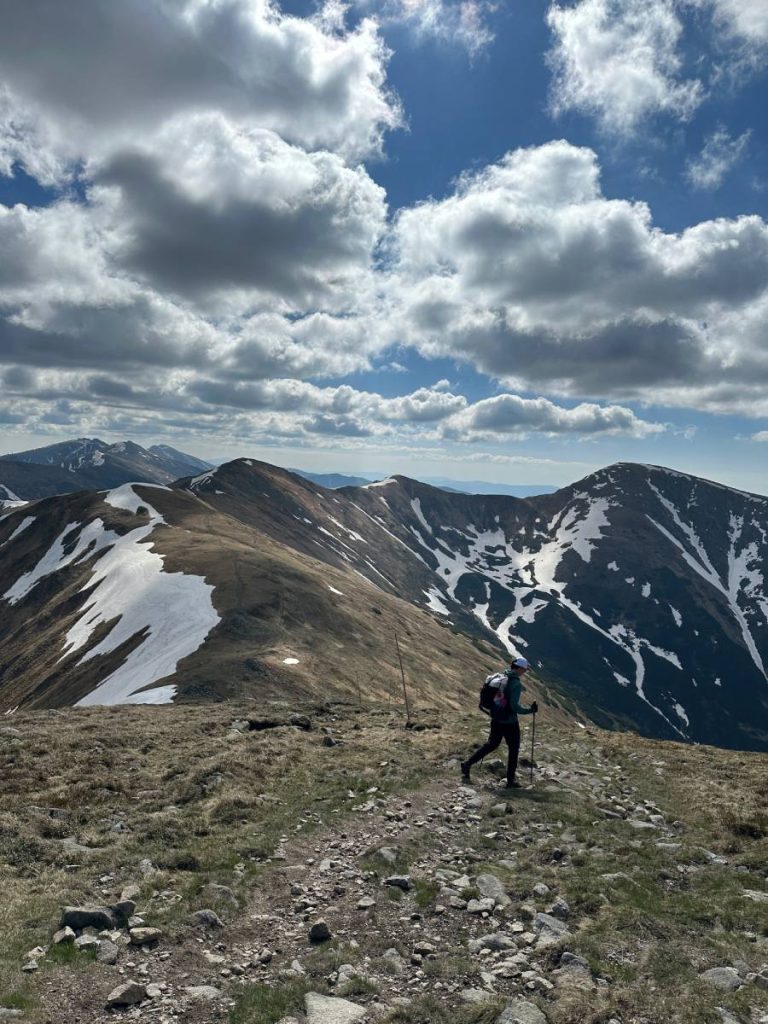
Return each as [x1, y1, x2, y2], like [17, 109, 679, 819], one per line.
[529, 711, 536, 785]
[394, 631, 412, 726]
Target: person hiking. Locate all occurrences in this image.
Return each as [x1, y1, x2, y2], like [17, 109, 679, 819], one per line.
[461, 656, 538, 788]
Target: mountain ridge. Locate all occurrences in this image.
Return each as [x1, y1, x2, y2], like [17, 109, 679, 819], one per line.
[1, 457, 766, 750]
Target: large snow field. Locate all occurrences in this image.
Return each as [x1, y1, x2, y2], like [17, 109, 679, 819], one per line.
[3, 484, 220, 706]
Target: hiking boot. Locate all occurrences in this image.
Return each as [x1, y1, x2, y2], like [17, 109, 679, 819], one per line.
[505, 779, 523, 789]
[460, 761, 471, 782]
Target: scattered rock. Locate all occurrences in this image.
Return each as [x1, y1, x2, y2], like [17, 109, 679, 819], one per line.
[377, 847, 399, 865]
[106, 982, 147, 1008]
[52, 926, 75, 945]
[74, 934, 100, 951]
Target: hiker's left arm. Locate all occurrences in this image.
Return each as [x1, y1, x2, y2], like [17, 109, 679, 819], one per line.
[509, 680, 533, 715]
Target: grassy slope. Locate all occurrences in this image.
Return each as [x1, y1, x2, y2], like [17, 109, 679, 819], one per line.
[0, 702, 765, 1023]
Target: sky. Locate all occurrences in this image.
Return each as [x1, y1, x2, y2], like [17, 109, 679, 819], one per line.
[0, 0, 767, 492]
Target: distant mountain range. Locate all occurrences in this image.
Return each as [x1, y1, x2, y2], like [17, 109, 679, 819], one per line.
[1, 455, 766, 750]
[289, 468, 556, 497]
[0, 438, 212, 500]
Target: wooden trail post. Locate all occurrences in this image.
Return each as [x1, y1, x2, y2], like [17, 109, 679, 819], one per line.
[394, 631, 411, 725]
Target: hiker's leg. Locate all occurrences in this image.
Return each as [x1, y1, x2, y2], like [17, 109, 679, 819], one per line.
[503, 722, 521, 785]
[465, 720, 503, 767]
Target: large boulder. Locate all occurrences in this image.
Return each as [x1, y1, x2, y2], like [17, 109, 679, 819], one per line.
[106, 982, 147, 1008]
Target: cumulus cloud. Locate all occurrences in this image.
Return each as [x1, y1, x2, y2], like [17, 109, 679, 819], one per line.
[91, 115, 387, 310]
[686, 126, 751, 189]
[0, 0, 399, 181]
[387, 140, 768, 415]
[547, 0, 702, 134]
[442, 394, 665, 440]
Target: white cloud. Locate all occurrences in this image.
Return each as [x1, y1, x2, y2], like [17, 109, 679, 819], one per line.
[751, 431, 768, 441]
[686, 126, 751, 189]
[547, 0, 702, 134]
[0, 0, 400, 182]
[388, 140, 768, 415]
[354, 0, 495, 55]
[443, 394, 666, 440]
[708, 0, 768, 45]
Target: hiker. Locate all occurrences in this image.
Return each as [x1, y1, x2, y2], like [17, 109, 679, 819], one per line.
[461, 656, 538, 788]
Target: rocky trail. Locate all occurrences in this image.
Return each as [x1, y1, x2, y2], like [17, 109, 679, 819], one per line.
[5, 703, 765, 1024]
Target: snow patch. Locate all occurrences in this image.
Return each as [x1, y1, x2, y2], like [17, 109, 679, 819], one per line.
[283, 657, 300, 665]
[424, 587, 451, 616]
[2, 516, 36, 545]
[328, 585, 344, 596]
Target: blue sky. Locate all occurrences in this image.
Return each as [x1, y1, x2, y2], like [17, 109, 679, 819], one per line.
[0, 0, 767, 492]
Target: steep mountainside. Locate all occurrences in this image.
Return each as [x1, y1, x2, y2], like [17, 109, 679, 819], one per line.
[0, 438, 212, 498]
[179, 460, 768, 750]
[0, 480, 507, 714]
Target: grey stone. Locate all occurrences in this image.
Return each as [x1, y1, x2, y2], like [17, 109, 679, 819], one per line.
[476, 873, 511, 909]
[185, 986, 223, 1001]
[461, 988, 495, 1004]
[497, 997, 549, 1024]
[468, 933, 515, 953]
[533, 912, 570, 949]
[304, 992, 366, 1024]
[700, 967, 743, 991]
[74, 935, 100, 951]
[97, 940, 119, 965]
[52, 927, 75, 945]
[467, 898, 496, 914]
[106, 982, 147, 1008]
[378, 847, 399, 865]
[129, 927, 163, 945]
[548, 897, 570, 919]
[0, 1010, 25, 1019]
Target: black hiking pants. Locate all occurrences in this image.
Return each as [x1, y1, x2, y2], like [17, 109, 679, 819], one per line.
[465, 719, 521, 784]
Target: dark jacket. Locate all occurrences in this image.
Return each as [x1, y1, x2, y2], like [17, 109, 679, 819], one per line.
[491, 670, 535, 725]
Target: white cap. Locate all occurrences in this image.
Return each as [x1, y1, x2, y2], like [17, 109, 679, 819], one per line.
[512, 656, 530, 669]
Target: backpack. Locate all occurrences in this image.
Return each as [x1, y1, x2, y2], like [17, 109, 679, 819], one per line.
[479, 671, 508, 714]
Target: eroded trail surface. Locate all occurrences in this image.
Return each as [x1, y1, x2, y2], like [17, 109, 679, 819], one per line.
[1, 704, 767, 1024]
